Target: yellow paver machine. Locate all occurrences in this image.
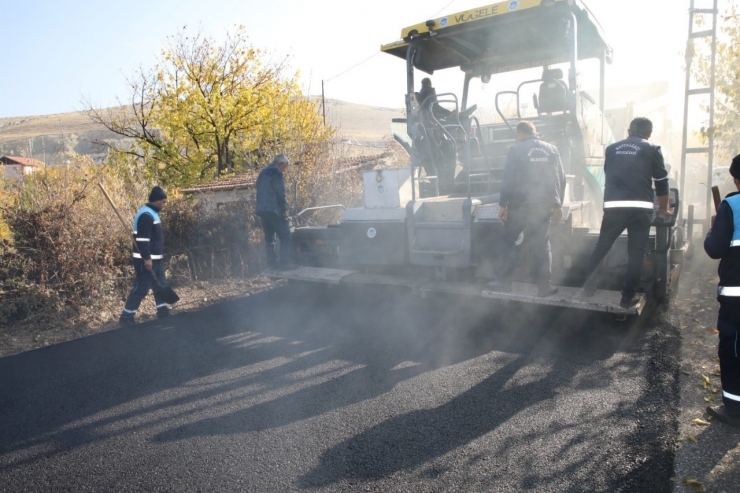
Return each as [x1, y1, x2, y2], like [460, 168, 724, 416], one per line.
[272, 0, 689, 317]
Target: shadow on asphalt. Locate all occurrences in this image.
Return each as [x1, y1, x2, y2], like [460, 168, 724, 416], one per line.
[0, 283, 677, 490]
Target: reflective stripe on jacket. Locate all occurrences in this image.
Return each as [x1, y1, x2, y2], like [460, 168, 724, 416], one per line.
[705, 192, 740, 303]
[603, 135, 669, 209]
[132, 204, 164, 260]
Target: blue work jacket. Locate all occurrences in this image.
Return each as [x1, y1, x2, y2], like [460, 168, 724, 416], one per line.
[256, 164, 287, 216]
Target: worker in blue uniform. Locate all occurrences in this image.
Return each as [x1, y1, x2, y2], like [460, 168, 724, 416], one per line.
[582, 117, 671, 309]
[119, 186, 170, 325]
[703, 154, 740, 428]
[494, 121, 566, 297]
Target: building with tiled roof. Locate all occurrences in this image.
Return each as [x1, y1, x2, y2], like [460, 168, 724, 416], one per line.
[1, 156, 43, 180]
[181, 175, 257, 213]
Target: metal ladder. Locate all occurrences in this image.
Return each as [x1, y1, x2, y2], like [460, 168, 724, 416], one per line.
[679, 0, 718, 233]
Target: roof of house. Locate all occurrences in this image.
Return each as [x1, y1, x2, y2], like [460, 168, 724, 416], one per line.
[180, 175, 256, 194]
[333, 152, 391, 174]
[181, 151, 391, 193]
[0, 156, 45, 167]
[339, 152, 389, 167]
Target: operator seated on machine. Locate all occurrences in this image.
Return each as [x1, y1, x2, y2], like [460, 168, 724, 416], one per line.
[416, 77, 457, 122]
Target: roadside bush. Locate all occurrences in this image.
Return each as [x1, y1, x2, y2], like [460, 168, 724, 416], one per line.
[0, 155, 133, 325]
[0, 134, 395, 328]
[163, 198, 264, 281]
[288, 138, 407, 226]
[0, 185, 11, 241]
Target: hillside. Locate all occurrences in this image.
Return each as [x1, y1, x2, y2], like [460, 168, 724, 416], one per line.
[0, 100, 405, 164]
[322, 99, 404, 143]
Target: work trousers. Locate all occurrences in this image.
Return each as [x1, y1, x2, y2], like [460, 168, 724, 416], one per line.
[120, 259, 168, 319]
[586, 208, 653, 298]
[258, 212, 291, 269]
[717, 303, 740, 415]
[499, 203, 554, 286]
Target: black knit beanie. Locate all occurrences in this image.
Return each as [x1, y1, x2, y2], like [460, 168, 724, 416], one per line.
[731, 155, 740, 180]
[149, 186, 167, 202]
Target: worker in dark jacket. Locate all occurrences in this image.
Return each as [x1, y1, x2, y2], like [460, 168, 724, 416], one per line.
[119, 186, 170, 325]
[703, 155, 740, 428]
[494, 121, 566, 297]
[416, 77, 453, 120]
[256, 154, 292, 270]
[582, 117, 671, 309]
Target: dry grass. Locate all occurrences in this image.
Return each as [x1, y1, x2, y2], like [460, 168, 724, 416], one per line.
[0, 110, 106, 142]
[323, 99, 404, 143]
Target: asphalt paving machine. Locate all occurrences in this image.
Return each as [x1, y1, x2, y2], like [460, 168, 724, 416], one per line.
[270, 0, 689, 316]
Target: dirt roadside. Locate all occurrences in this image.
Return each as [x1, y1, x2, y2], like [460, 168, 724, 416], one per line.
[671, 252, 740, 493]
[0, 276, 282, 358]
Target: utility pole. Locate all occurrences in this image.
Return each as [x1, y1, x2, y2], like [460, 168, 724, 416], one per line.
[680, 0, 718, 234]
[59, 119, 66, 154]
[321, 80, 326, 126]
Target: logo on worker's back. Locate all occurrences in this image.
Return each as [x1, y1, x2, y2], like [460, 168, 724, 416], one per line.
[528, 146, 550, 162]
[440, 16, 449, 27]
[367, 228, 377, 239]
[508, 0, 520, 11]
[615, 143, 640, 156]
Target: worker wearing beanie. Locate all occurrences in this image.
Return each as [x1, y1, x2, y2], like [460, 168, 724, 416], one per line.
[119, 186, 171, 325]
[704, 155, 740, 428]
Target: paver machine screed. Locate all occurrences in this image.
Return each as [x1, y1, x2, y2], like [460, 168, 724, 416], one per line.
[272, 0, 689, 317]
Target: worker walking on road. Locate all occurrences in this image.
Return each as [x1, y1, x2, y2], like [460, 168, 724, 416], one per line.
[494, 121, 566, 297]
[582, 117, 671, 309]
[256, 154, 293, 270]
[119, 186, 171, 325]
[703, 155, 740, 428]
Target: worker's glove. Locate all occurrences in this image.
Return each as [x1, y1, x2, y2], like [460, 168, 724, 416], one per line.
[654, 208, 674, 226]
[498, 206, 507, 224]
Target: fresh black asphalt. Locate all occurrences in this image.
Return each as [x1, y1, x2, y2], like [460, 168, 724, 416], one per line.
[0, 284, 679, 492]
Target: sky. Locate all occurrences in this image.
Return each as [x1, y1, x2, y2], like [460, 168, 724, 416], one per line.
[0, 0, 704, 119]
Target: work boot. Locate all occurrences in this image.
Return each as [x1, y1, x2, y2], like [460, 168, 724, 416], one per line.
[156, 307, 170, 319]
[619, 294, 641, 309]
[538, 284, 559, 298]
[488, 280, 512, 293]
[119, 316, 136, 326]
[707, 405, 740, 428]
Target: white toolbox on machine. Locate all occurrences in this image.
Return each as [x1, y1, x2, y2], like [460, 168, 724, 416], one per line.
[362, 168, 417, 209]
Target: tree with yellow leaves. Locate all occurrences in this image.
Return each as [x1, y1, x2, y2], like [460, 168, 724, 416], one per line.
[695, 3, 740, 161]
[87, 26, 331, 187]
